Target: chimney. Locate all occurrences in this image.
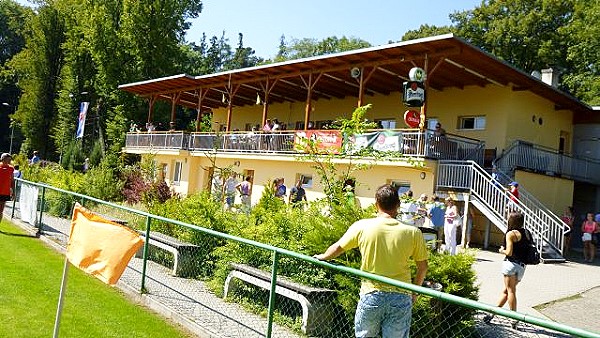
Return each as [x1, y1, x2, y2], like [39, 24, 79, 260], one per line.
[541, 68, 559, 87]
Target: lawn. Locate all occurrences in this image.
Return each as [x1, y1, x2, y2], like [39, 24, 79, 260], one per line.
[0, 219, 195, 338]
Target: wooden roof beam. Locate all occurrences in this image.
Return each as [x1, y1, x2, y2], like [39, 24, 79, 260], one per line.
[322, 73, 379, 96]
[279, 78, 335, 100]
[445, 58, 507, 87]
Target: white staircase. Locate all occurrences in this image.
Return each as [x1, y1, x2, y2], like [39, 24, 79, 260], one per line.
[436, 160, 567, 262]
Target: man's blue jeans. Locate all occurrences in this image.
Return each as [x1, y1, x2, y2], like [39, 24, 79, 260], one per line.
[355, 291, 412, 338]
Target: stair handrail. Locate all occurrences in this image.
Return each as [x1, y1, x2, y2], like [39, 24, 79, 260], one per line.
[437, 160, 564, 256]
[496, 139, 600, 185]
[492, 168, 570, 240]
[472, 161, 566, 255]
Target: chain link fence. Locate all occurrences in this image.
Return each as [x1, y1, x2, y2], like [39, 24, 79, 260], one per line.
[5, 179, 599, 338]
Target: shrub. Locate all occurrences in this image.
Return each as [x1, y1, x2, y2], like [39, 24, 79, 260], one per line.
[411, 251, 479, 337]
[82, 154, 125, 202]
[116, 166, 480, 337]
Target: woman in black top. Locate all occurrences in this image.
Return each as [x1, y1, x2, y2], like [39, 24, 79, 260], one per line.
[484, 212, 526, 329]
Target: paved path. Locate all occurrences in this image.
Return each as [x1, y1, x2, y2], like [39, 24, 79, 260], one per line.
[473, 248, 600, 334]
[4, 202, 599, 337]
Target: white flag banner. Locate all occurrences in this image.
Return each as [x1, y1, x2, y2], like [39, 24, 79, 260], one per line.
[75, 102, 90, 139]
[19, 183, 39, 225]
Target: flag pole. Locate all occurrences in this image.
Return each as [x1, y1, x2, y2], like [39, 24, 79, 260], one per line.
[53, 253, 70, 338]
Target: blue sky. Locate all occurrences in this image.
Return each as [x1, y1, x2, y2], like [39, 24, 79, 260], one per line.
[16, 0, 482, 58]
[190, 0, 482, 58]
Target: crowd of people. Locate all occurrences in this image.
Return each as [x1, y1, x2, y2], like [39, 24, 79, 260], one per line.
[397, 190, 473, 256]
[129, 121, 170, 133]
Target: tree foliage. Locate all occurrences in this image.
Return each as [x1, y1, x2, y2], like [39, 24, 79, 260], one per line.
[402, 0, 598, 105]
[10, 4, 66, 157]
[401, 24, 454, 41]
[272, 35, 371, 62]
[561, 0, 600, 105]
[450, 0, 575, 79]
[0, 0, 30, 152]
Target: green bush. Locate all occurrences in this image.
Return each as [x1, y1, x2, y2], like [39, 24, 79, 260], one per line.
[174, 190, 480, 337]
[411, 251, 479, 337]
[82, 154, 124, 202]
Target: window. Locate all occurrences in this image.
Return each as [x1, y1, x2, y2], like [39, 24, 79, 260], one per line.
[458, 116, 486, 130]
[295, 174, 313, 188]
[387, 180, 410, 195]
[158, 163, 167, 181]
[375, 119, 397, 129]
[427, 118, 439, 130]
[173, 161, 182, 185]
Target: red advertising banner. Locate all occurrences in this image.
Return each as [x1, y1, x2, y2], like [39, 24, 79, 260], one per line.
[294, 130, 342, 154]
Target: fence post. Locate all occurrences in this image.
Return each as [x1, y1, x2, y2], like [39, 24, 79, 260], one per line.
[265, 250, 280, 338]
[36, 186, 46, 237]
[140, 216, 152, 292]
[11, 179, 18, 219]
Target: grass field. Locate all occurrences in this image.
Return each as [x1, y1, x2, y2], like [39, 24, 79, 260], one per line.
[0, 219, 195, 338]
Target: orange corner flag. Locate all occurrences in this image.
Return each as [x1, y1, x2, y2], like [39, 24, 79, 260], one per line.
[67, 204, 143, 286]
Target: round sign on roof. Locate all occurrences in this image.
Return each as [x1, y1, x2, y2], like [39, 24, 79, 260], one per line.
[409, 67, 426, 82]
[404, 110, 420, 128]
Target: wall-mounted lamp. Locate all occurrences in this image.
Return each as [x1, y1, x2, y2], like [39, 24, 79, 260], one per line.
[420, 172, 426, 180]
[234, 161, 240, 167]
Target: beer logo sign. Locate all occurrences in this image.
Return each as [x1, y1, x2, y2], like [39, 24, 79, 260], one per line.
[409, 67, 426, 82]
[404, 110, 420, 128]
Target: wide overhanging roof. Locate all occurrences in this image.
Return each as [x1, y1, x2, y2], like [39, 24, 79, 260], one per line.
[119, 34, 593, 115]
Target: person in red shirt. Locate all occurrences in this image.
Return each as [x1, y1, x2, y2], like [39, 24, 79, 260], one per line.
[0, 153, 15, 222]
[508, 181, 519, 202]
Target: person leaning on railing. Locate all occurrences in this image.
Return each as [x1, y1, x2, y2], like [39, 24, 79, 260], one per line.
[314, 184, 428, 338]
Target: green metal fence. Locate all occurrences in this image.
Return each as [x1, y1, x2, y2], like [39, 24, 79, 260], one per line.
[6, 178, 600, 338]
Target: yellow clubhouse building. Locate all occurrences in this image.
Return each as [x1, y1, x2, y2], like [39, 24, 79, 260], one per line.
[119, 34, 599, 261]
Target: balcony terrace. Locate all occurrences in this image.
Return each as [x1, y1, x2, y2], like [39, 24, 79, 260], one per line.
[496, 140, 600, 185]
[124, 129, 485, 163]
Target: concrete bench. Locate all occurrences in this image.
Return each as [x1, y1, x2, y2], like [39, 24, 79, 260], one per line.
[224, 263, 336, 335]
[136, 231, 200, 277]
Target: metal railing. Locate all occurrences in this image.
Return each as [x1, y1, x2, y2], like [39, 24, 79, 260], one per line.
[490, 168, 570, 259]
[189, 132, 296, 154]
[125, 131, 190, 150]
[496, 140, 600, 185]
[125, 129, 485, 162]
[7, 178, 599, 337]
[437, 161, 566, 259]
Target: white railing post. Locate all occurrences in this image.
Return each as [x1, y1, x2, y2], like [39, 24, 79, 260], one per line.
[438, 160, 566, 260]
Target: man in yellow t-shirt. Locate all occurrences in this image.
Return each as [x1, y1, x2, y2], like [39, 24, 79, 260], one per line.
[315, 184, 428, 338]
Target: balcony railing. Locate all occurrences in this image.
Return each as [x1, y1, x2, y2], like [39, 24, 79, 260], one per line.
[125, 130, 485, 163]
[124, 131, 190, 150]
[496, 140, 600, 184]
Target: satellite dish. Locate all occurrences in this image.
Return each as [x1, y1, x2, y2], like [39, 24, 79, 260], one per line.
[350, 67, 361, 79]
[531, 70, 542, 79]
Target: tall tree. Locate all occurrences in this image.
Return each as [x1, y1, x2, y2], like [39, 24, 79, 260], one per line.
[561, 0, 600, 105]
[450, 0, 575, 74]
[0, 0, 30, 153]
[10, 4, 66, 158]
[227, 33, 262, 70]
